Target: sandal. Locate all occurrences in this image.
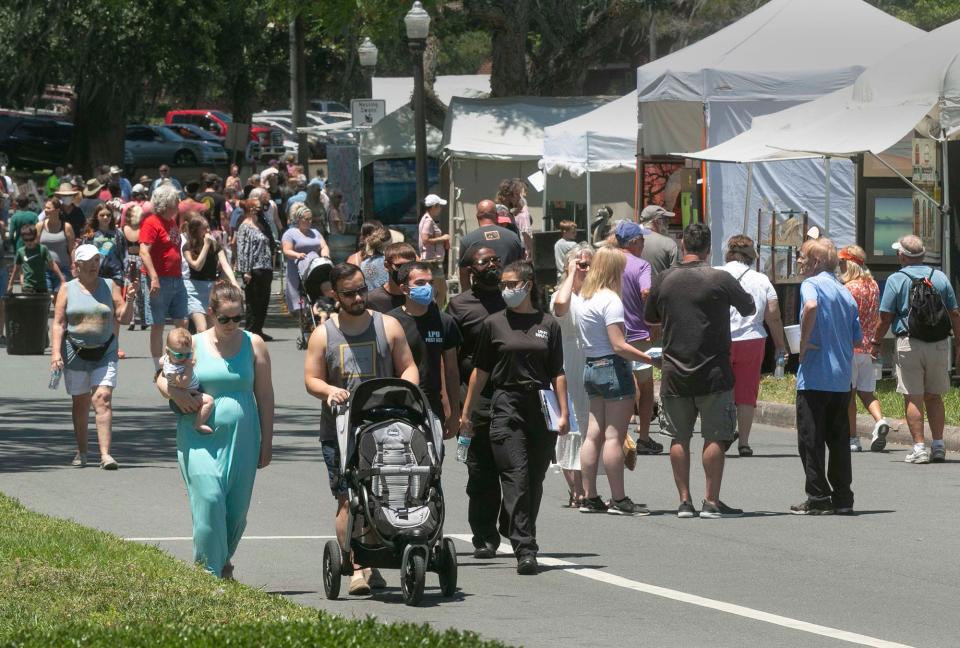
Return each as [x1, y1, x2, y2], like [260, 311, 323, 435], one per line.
[100, 455, 119, 470]
[738, 445, 753, 457]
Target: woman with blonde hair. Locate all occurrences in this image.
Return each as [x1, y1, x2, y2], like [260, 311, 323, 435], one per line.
[838, 244, 889, 452]
[573, 246, 657, 515]
[551, 243, 594, 507]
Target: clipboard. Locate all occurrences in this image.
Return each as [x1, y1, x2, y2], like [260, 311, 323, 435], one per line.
[539, 389, 578, 434]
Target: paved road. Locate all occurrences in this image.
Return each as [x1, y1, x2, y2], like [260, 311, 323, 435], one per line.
[1, 308, 958, 648]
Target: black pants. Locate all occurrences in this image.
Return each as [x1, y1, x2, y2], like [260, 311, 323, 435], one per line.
[486, 389, 556, 559]
[244, 268, 272, 334]
[465, 391, 501, 550]
[796, 390, 853, 508]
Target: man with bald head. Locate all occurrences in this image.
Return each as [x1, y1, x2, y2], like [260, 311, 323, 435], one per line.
[457, 199, 523, 288]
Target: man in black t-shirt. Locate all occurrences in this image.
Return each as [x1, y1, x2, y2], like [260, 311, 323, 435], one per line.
[446, 246, 508, 558]
[388, 261, 462, 434]
[456, 200, 522, 289]
[197, 174, 226, 233]
[367, 242, 417, 314]
[646, 223, 754, 520]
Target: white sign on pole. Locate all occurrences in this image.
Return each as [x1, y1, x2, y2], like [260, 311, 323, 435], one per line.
[351, 99, 386, 129]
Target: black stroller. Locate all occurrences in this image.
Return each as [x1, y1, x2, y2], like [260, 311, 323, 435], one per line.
[322, 378, 457, 606]
[296, 252, 334, 350]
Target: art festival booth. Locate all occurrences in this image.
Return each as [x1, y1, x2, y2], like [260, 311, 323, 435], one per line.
[539, 91, 639, 239]
[636, 0, 923, 264]
[441, 95, 625, 281]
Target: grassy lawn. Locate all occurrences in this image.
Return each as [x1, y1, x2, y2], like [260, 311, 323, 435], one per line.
[758, 375, 960, 427]
[0, 494, 504, 647]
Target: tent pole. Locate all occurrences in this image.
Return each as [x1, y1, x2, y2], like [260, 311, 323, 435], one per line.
[543, 171, 549, 231]
[824, 157, 831, 235]
[586, 169, 592, 234]
[869, 151, 940, 207]
[942, 139, 951, 281]
[742, 162, 753, 233]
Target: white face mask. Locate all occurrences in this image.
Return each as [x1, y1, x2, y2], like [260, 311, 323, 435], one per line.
[501, 283, 529, 308]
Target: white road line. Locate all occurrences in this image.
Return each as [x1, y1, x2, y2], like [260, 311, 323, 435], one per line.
[448, 534, 911, 648]
[126, 535, 336, 541]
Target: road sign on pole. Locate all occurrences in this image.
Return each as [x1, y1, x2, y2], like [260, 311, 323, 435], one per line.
[351, 99, 385, 129]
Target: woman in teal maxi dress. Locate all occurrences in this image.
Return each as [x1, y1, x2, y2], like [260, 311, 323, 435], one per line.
[159, 285, 274, 577]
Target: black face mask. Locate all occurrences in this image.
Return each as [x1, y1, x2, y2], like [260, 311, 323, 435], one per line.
[389, 267, 401, 286]
[473, 266, 501, 288]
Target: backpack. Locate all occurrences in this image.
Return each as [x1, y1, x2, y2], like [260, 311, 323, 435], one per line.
[898, 268, 952, 342]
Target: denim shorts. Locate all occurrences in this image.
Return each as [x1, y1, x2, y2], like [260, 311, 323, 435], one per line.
[144, 276, 188, 325]
[321, 441, 349, 499]
[184, 278, 213, 315]
[583, 355, 636, 401]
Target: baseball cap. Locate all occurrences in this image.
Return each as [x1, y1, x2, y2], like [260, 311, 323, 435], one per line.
[615, 221, 650, 246]
[131, 183, 146, 195]
[74, 244, 100, 263]
[892, 235, 925, 257]
[424, 194, 447, 207]
[638, 205, 675, 224]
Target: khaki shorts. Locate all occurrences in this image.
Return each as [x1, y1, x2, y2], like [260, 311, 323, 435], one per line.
[895, 337, 951, 395]
[661, 390, 737, 444]
[630, 339, 653, 384]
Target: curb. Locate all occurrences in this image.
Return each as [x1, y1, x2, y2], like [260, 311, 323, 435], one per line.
[752, 399, 960, 452]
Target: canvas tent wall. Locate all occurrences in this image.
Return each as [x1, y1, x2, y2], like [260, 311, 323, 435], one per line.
[636, 0, 923, 263]
[442, 96, 636, 238]
[359, 106, 442, 168]
[372, 75, 491, 115]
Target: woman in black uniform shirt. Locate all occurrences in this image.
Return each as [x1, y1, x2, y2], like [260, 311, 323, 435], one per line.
[460, 261, 569, 575]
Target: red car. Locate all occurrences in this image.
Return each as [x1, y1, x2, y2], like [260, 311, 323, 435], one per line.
[165, 109, 286, 160]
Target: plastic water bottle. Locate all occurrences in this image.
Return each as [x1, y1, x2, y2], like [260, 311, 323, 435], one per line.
[48, 368, 62, 390]
[456, 429, 472, 463]
[774, 354, 786, 379]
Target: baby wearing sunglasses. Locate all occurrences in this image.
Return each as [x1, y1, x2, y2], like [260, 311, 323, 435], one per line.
[163, 327, 214, 434]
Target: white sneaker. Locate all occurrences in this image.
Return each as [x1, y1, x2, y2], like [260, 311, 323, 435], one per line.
[870, 420, 890, 452]
[849, 438, 862, 452]
[905, 447, 930, 464]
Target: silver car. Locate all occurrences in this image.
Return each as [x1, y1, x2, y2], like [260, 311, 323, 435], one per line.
[124, 124, 228, 167]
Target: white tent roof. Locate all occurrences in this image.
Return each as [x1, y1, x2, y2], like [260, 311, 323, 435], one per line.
[683, 19, 960, 163]
[442, 96, 611, 161]
[540, 91, 638, 176]
[359, 106, 442, 168]
[372, 75, 491, 114]
[637, 0, 924, 104]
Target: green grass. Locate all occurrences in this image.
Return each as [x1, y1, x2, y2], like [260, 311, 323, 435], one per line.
[758, 375, 960, 426]
[0, 494, 505, 647]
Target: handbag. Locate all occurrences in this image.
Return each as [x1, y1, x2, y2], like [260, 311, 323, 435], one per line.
[623, 434, 637, 471]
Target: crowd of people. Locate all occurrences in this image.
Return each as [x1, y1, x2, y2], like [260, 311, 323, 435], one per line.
[3, 162, 959, 585]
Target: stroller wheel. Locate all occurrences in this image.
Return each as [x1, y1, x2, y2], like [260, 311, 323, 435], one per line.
[322, 539, 342, 600]
[400, 549, 426, 606]
[296, 336, 306, 350]
[438, 537, 458, 597]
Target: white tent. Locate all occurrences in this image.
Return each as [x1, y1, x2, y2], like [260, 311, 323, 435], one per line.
[359, 106, 442, 168]
[540, 91, 639, 176]
[636, 0, 923, 262]
[372, 75, 491, 115]
[682, 18, 960, 274]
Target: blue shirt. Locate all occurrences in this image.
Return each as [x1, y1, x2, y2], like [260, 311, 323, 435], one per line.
[796, 271, 861, 392]
[879, 265, 958, 336]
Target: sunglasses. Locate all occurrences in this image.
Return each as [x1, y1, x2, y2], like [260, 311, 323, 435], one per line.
[337, 286, 369, 299]
[216, 314, 244, 324]
[165, 347, 193, 360]
[474, 256, 501, 267]
[499, 280, 527, 290]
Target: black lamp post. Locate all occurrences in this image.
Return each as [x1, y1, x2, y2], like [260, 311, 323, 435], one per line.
[405, 1, 430, 211]
[357, 37, 378, 97]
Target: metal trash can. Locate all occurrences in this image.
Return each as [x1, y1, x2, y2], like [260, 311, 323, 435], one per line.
[4, 293, 50, 355]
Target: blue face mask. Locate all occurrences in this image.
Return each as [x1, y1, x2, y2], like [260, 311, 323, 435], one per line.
[409, 283, 434, 305]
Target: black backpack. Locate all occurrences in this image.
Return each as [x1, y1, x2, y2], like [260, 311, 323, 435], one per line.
[898, 268, 952, 342]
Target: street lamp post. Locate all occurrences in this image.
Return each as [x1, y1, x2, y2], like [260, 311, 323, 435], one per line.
[357, 36, 378, 98]
[405, 1, 430, 211]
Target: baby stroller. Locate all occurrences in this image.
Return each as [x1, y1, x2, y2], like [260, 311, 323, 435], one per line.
[296, 252, 333, 350]
[322, 378, 457, 606]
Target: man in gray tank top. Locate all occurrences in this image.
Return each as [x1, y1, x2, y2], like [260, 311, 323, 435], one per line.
[304, 262, 418, 596]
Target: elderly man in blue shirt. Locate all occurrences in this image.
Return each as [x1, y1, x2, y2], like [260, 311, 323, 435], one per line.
[791, 237, 861, 516]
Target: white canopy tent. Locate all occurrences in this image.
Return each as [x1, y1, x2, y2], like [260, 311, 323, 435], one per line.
[359, 106, 442, 168]
[681, 18, 960, 277]
[636, 0, 923, 262]
[372, 75, 491, 115]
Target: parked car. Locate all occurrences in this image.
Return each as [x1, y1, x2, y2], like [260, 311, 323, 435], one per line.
[164, 109, 285, 160]
[124, 124, 228, 167]
[0, 113, 72, 170]
[162, 123, 226, 146]
[309, 99, 349, 113]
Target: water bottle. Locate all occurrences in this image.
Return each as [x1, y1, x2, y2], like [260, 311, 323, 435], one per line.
[774, 354, 786, 379]
[456, 429, 473, 463]
[48, 368, 62, 390]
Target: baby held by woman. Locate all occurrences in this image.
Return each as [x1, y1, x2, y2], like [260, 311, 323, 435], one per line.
[163, 327, 214, 433]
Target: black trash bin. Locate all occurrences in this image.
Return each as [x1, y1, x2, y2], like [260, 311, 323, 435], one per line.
[5, 293, 51, 355]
